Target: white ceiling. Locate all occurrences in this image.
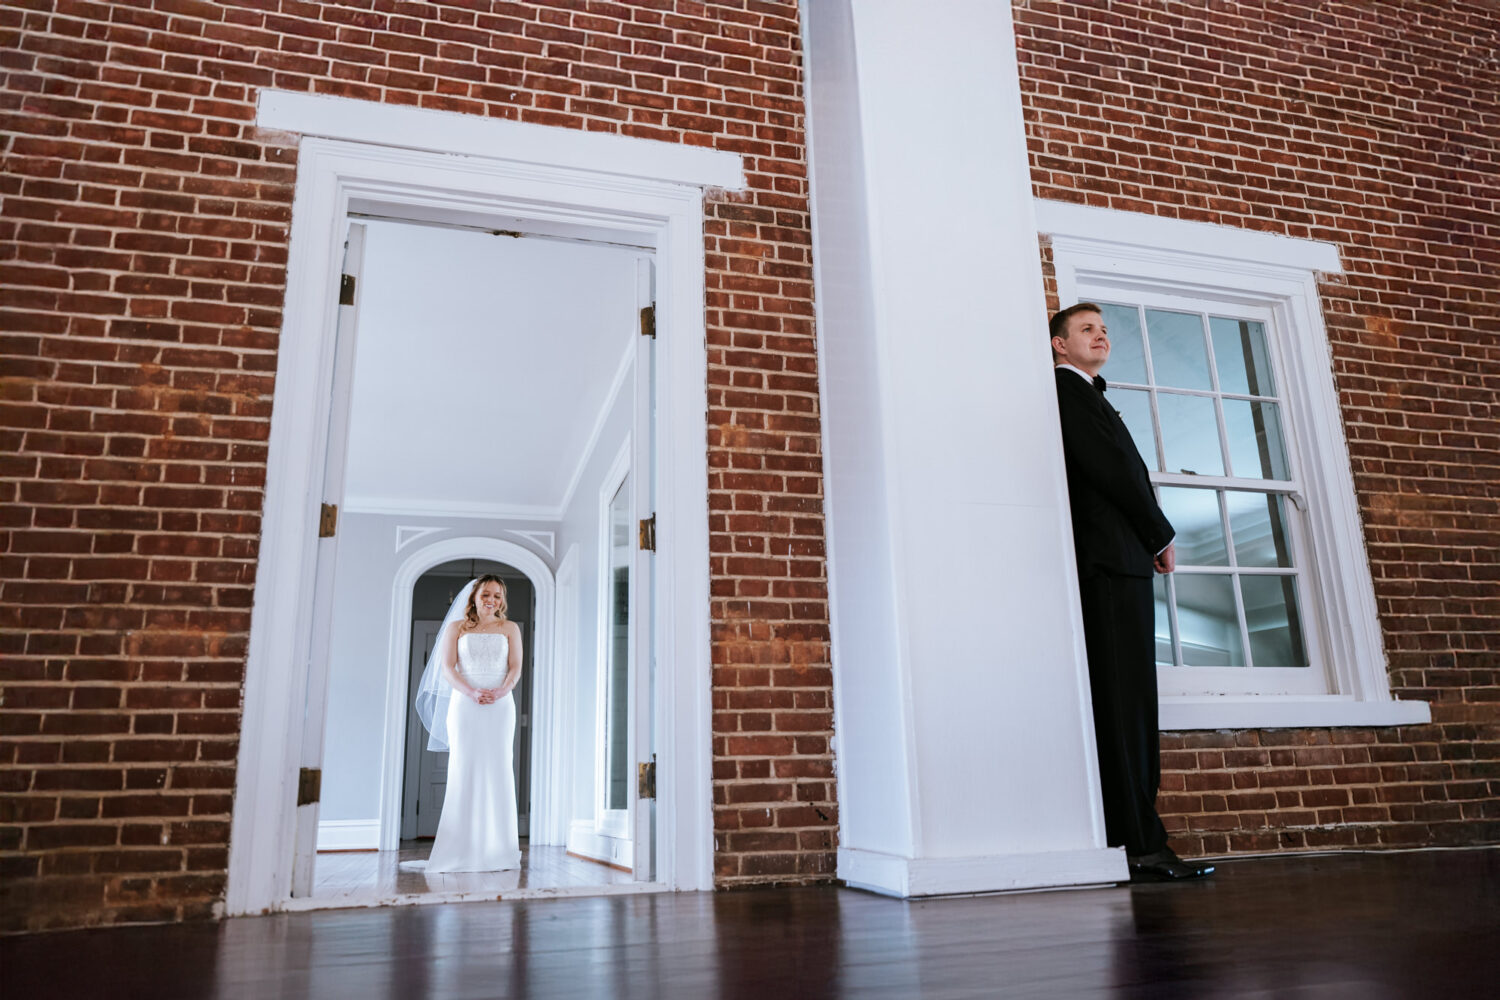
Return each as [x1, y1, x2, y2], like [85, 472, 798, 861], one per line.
[342, 219, 640, 517]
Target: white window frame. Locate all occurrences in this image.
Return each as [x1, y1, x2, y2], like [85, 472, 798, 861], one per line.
[1039, 201, 1430, 731]
[1097, 291, 1325, 694]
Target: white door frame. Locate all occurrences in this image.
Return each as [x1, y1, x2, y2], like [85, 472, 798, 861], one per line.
[227, 93, 735, 915]
[380, 536, 555, 852]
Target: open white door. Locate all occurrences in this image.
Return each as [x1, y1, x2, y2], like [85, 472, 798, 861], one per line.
[630, 258, 658, 881]
[288, 222, 366, 897]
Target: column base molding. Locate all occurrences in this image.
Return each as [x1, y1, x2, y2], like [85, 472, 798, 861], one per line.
[838, 846, 1127, 898]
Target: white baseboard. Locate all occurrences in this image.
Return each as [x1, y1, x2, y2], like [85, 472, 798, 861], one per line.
[566, 819, 633, 870]
[317, 819, 381, 852]
[838, 846, 1127, 897]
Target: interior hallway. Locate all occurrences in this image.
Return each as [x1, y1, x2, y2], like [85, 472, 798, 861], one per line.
[4, 849, 1495, 998]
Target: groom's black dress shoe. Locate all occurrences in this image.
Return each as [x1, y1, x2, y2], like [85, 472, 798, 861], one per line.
[1127, 848, 1215, 883]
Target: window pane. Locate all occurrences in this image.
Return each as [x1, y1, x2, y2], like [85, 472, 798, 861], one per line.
[1157, 392, 1224, 476]
[1154, 575, 1176, 666]
[1174, 574, 1245, 666]
[1158, 487, 1228, 565]
[1241, 575, 1309, 667]
[1223, 399, 1290, 480]
[1146, 309, 1213, 390]
[1109, 387, 1157, 471]
[1210, 316, 1276, 397]
[1099, 302, 1147, 385]
[1225, 492, 1293, 567]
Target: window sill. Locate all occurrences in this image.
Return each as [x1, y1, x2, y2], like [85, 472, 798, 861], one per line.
[1160, 696, 1432, 732]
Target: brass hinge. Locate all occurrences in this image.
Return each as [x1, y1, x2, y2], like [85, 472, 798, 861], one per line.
[339, 273, 356, 306]
[297, 767, 322, 807]
[637, 757, 656, 800]
[639, 304, 656, 339]
[319, 502, 338, 538]
[638, 513, 656, 552]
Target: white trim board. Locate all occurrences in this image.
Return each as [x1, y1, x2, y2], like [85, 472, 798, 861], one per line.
[1036, 200, 1344, 274]
[566, 819, 634, 871]
[838, 847, 1126, 898]
[316, 819, 380, 852]
[1162, 697, 1431, 731]
[227, 113, 721, 915]
[256, 90, 744, 191]
[345, 497, 563, 520]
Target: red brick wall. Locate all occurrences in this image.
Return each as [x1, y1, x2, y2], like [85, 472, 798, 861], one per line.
[0, 0, 831, 931]
[1017, 0, 1500, 855]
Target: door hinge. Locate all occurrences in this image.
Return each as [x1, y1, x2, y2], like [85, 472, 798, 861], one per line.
[637, 757, 656, 800]
[638, 513, 656, 552]
[339, 273, 356, 306]
[319, 502, 338, 538]
[297, 767, 322, 807]
[639, 303, 656, 339]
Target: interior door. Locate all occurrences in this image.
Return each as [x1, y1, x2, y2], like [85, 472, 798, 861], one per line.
[630, 258, 657, 881]
[402, 620, 448, 840]
[289, 222, 366, 896]
[512, 616, 532, 838]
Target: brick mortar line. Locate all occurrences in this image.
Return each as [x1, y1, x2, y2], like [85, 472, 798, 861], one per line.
[11, 348, 281, 364]
[12, 66, 790, 122]
[21, 11, 799, 57]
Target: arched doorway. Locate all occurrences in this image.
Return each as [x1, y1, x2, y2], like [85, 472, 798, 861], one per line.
[377, 537, 558, 852]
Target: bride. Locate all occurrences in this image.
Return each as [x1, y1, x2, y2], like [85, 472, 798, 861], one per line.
[408, 574, 523, 873]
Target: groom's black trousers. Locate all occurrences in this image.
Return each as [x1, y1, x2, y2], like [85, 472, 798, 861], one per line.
[1078, 570, 1168, 857]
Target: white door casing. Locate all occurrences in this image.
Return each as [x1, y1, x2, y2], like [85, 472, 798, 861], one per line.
[228, 93, 733, 914]
[631, 260, 658, 882]
[290, 222, 366, 897]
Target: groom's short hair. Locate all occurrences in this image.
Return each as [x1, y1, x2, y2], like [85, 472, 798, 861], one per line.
[1049, 302, 1103, 344]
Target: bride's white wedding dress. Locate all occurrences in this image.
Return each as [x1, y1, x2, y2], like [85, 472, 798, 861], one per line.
[421, 632, 521, 873]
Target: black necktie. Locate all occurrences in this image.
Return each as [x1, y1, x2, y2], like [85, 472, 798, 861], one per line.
[1093, 375, 1107, 393]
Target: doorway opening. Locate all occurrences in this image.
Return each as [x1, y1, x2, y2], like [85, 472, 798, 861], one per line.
[226, 119, 725, 916]
[300, 213, 656, 908]
[402, 561, 536, 845]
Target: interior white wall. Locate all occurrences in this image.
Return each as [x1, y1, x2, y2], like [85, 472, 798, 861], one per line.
[319, 513, 558, 826]
[804, 0, 1123, 893]
[343, 220, 639, 516]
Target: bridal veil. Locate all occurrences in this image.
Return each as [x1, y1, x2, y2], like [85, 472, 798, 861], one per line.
[413, 577, 477, 752]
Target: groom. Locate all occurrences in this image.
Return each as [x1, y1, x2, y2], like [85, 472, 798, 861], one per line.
[1051, 302, 1215, 883]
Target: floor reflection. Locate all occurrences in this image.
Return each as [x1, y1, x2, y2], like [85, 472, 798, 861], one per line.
[311, 841, 633, 903]
[4, 851, 1494, 1000]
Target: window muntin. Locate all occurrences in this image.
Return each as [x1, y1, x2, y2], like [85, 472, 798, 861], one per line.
[1096, 300, 1311, 675]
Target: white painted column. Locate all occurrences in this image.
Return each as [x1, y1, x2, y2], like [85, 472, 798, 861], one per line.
[803, 0, 1125, 894]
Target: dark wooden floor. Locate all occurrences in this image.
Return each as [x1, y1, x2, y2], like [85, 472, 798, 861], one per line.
[5, 849, 1497, 998]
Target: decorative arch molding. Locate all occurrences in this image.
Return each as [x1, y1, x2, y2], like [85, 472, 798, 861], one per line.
[379, 536, 560, 851]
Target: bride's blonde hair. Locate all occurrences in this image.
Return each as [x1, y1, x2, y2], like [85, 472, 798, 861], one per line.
[461, 574, 508, 632]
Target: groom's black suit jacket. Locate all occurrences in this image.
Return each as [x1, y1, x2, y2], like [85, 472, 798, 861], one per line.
[1055, 367, 1174, 579]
